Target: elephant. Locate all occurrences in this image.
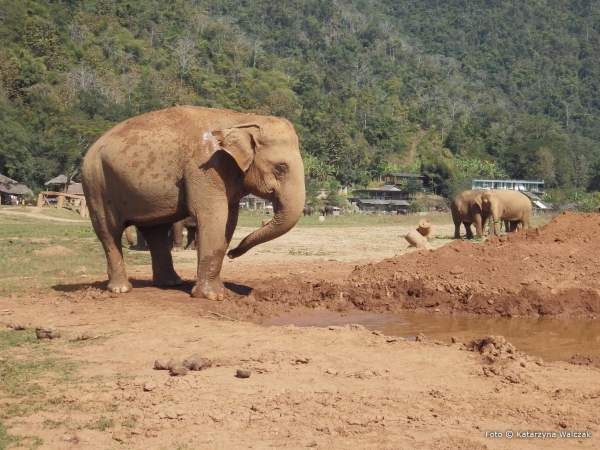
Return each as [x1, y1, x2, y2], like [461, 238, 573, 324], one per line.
[125, 226, 149, 250]
[450, 190, 489, 239]
[479, 190, 531, 236]
[302, 205, 313, 216]
[319, 205, 333, 216]
[82, 106, 305, 299]
[171, 217, 198, 251]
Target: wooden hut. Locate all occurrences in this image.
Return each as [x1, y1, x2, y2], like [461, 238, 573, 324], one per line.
[45, 174, 73, 193]
[0, 174, 32, 204]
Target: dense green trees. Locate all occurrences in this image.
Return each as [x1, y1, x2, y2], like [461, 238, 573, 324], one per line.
[1, 0, 599, 194]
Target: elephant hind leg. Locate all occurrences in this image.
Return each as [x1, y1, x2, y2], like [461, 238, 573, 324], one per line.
[185, 226, 197, 250]
[138, 224, 182, 287]
[88, 202, 131, 293]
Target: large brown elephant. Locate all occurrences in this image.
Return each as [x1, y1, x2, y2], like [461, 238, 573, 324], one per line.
[82, 106, 305, 299]
[450, 190, 488, 239]
[479, 189, 531, 236]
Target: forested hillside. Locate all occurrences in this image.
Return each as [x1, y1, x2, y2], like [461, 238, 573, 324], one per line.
[1, 0, 600, 197]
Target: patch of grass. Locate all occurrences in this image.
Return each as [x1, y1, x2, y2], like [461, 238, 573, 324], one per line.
[43, 418, 69, 429]
[82, 416, 114, 431]
[0, 420, 22, 449]
[0, 330, 39, 352]
[0, 212, 149, 295]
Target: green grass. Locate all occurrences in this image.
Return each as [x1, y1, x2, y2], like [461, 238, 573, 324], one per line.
[82, 416, 114, 431]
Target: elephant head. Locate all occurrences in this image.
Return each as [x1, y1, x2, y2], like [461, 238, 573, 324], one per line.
[211, 120, 305, 259]
[475, 190, 502, 235]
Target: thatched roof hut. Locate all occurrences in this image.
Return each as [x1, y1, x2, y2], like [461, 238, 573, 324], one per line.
[66, 183, 84, 195]
[45, 174, 72, 192]
[0, 173, 32, 204]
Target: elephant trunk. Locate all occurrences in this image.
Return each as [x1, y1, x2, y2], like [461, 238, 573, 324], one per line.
[227, 188, 305, 259]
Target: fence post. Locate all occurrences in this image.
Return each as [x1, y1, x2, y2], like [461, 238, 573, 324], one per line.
[57, 194, 64, 210]
[36, 192, 44, 208]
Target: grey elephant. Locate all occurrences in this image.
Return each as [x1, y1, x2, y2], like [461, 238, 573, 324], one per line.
[319, 205, 333, 216]
[82, 106, 305, 300]
[302, 205, 313, 216]
[450, 190, 489, 239]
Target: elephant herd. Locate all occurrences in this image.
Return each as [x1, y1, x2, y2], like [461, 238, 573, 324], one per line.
[303, 205, 334, 216]
[451, 189, 532, 239]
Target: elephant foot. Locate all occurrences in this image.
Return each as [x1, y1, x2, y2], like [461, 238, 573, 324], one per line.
[191, 279, 225, 301]
[153, 271, 183, 287]
[107, 278, 132, 294]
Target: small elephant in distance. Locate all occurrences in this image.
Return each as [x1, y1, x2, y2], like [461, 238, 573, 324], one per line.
[319, 205, 333, 216]
[303, 205, 313, 216]
[172, 217, 198, 251]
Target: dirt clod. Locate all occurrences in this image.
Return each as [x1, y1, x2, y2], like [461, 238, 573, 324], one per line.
[236, 369, 251, 378]
[70, 330, 95, 341]
[154, 359, 177, 370]
[6, 323, 25, 331]
[169, 365, 188, 376]
[182, 354, 212, 371]
[35, 326, 61, 339]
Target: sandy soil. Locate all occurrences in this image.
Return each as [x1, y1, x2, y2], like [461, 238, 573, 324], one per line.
[1, 212, 599, 448]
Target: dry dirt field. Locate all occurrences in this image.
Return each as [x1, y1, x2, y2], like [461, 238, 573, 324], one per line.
[0, 209, 599, 449]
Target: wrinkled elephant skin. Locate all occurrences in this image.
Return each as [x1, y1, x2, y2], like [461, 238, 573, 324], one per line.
[479, 190, 531, 236]
[82, 106, 305, 299]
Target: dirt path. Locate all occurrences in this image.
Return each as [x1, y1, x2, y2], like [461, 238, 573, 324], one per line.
[0, 208, 86, 223]
[1, 212, 599, 448]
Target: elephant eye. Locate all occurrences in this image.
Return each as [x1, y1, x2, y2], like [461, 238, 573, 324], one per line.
[276, 164, 288, 176]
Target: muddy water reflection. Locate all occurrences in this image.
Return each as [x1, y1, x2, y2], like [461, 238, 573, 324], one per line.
[265, 311, 600, 361]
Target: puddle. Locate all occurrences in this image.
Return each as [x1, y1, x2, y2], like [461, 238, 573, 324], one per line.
[264, 311, 600, 362]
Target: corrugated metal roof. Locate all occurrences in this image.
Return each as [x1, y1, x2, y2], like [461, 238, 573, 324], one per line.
[356, 199, 411, 206]
[387, 173, 425, 178]
[354, 185, 402, 192]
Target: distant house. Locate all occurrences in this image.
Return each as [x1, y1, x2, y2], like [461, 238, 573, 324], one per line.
[472, 179, 545, 194]
[0, 174, 32, 204]
[350, 185, 411, 212]
[384, 173, 427, 187]
[45, 174, 75, 193]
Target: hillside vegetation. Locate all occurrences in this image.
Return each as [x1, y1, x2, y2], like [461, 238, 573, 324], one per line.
[1, 0, 599, 197]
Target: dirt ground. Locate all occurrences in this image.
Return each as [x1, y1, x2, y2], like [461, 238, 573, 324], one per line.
[1, 211, 599, 448]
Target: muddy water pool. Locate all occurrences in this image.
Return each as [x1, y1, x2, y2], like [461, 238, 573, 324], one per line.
[265, 311, 600, 361]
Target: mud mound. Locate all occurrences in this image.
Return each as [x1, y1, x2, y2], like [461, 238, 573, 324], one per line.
[32, 245, 73, 256]
[252, 212, 600, 317]
[568, 354, 600, 369]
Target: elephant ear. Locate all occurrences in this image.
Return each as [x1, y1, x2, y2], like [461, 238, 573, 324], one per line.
[475, 194, 483, 210]
[211, 124, 260, 173]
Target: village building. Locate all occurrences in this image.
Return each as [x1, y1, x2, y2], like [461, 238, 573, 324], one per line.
[45, 174, 76, 193]
[349, 185, 411, 213]
[384, 173, 428, 187]
[0, 174, 32, 205]
[471, 179, 545, 194]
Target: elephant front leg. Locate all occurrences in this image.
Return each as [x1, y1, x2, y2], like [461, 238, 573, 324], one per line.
[191, 212, 230, 301]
